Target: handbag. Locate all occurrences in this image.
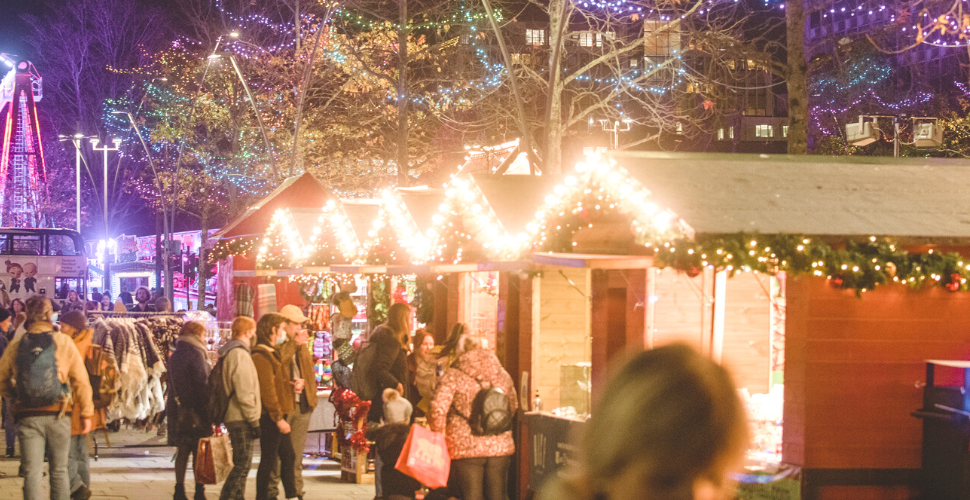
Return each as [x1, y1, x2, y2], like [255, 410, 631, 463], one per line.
[394, 424, 450, 489]
[195, 432, 233, 485]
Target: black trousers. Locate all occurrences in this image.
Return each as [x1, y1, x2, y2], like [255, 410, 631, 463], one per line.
[256, 414, 296, 500]
[451, 455, 512, 500]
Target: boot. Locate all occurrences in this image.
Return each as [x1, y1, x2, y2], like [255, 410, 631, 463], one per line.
[6, 445, 13, 458]
[194, 484, 206, 500]
[174, 483, 188, 500]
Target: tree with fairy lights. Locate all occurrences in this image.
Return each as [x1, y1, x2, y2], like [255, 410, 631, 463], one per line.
[476, 0, 786, 173]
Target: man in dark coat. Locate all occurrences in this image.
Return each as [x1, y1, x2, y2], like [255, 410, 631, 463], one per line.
[166, 322, 212, 500]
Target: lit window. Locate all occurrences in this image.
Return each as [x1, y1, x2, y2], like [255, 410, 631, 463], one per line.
[676, 123, 683, 134]
[783, 125, 789, 137]
[526, 29, 546, 46]
[596, 32, 615, 47]
[578, 31, 594, 47]
[729, 127, 734, 139]
[718, 128, 725, 140]
[755, 124, 774, 138]
[630, 58, 638, 68]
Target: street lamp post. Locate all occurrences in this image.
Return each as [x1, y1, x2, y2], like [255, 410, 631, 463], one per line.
[57, 133, 91, 232]
[90, 137, 121, 292]
[599, 118, 633, 150]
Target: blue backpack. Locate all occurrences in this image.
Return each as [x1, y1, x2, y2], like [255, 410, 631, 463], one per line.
[16, 332, 68, 408]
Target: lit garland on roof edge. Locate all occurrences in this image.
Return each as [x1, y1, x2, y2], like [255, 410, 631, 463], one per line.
[656, 234, 970, 295]
[431, 176, 529, 263]
[210, 237, 259, 263]
[529, 155, 686, 253]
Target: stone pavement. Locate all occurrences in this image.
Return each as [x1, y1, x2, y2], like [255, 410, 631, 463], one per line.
[0, 426, 375, 500]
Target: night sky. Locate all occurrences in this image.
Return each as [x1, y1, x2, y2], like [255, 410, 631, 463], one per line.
[0, 0, 40, 61]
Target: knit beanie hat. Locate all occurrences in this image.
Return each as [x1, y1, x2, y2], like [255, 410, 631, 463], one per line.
[59, 310, 87, 332]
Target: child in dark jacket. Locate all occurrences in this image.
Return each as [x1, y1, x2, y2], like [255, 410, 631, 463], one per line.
[365, 423, 421, 500]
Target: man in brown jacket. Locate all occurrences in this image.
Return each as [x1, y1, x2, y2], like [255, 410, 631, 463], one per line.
[268, 305, 317, 500]
[0, 297, 93, 500]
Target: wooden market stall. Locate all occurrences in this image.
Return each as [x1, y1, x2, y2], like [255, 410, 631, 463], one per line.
[211, 172, 333, 320]
[612, 151, 970, 500]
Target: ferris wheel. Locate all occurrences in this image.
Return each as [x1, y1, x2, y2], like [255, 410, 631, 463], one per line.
[0, 53, 49, 228]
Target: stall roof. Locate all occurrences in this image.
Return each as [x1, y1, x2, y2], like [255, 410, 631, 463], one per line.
[612, 152, 970, 240]
[214, 173, 332, 240]
[473, 175, 562, 236]
[341, 200, 381, 245]
[398, 187, 445, 234]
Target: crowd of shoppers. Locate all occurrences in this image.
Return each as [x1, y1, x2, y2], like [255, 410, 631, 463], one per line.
[0, 292, 748, 500]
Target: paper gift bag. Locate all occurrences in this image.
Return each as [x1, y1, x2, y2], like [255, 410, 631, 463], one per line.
[394, 424, 450, 488]
[195, 433, 233, 485]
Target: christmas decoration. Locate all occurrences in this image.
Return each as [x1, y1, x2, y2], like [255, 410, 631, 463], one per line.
[529, 155, 687, 252]
[330, 387, 371, 453]
[656, 233, 970, 295]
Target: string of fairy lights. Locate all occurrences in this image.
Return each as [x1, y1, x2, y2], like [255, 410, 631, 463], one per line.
[218, 155, 970, 295]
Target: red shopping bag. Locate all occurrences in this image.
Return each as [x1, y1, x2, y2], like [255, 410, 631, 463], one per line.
[394, 424, 451, 489]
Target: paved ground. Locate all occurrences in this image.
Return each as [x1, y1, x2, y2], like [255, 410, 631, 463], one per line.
[0, 426, 376, 500]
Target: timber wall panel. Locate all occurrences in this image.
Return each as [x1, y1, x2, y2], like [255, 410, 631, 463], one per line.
[721, 273, 772, 395]
[534, 268, 591, 411]
[651, 270, 705, 350]
[784, 275, 970, 470]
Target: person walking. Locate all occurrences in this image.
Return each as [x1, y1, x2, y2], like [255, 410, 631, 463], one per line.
[62, 290, 85, 315]
[59, 311, 113, 500]
[0, 308, 15, 457]
[167, 321, 213, 500]
[218, 316, 261, 500]
[537, 344, 749, 500]
[118, 286, 133, 308]
[355, 302, 411, 500]
[407, 329, 437, 417]
[131, 287, 155, 313]
[99, 293, 112, 312]
[429, 331, 518, 500]
[252, 313, 299, 500]
[267, 305, 316, 500]
[0, 296, 93, 500]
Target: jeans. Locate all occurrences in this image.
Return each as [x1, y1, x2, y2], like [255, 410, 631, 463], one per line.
[19, 415, 72, 500]
[219, 421, 255, 500]
[268, 408, 311, 498]
[2, 398, 16, 452]
[369, 421, 383, 498]
[68, 435, 90, 493]
[256, 414, 296, 500]
[451, 456, 512, 500]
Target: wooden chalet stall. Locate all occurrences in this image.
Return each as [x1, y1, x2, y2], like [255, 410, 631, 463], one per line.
[212, 173, 333, 320]
[611, 151, 970, 500]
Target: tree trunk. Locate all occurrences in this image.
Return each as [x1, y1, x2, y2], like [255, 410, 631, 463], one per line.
[786, 0, 809, 155]
[197, 203, 209, 310]
[544, 0, 566, 174]
[397, 0, 409, 185]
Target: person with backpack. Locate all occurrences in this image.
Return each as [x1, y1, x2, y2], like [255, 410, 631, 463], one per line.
[0, 296, 93, 500]
[215, 316, 261, 500]
[166, 321, 213, 500]
[429, 328, 518, 500]
[59, 311, 117, 500]
[252, 313, 299, 500]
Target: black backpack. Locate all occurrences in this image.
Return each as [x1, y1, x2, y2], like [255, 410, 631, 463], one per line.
[16, 332, 68, 408]
[467, 383, 513, 436]
[350, 340, 379, 401]
[207, 345, 241, 426]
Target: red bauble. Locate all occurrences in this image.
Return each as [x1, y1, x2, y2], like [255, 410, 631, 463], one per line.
[830, 277, 844, 289]
[946, 273, 962, 292]
[685, 266, 702, 278]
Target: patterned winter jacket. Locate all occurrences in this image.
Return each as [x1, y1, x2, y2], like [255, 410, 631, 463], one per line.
[429, 347, 517, 460]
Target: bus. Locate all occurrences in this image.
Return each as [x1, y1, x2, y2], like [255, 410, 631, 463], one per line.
[0, 228, 87, 304]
